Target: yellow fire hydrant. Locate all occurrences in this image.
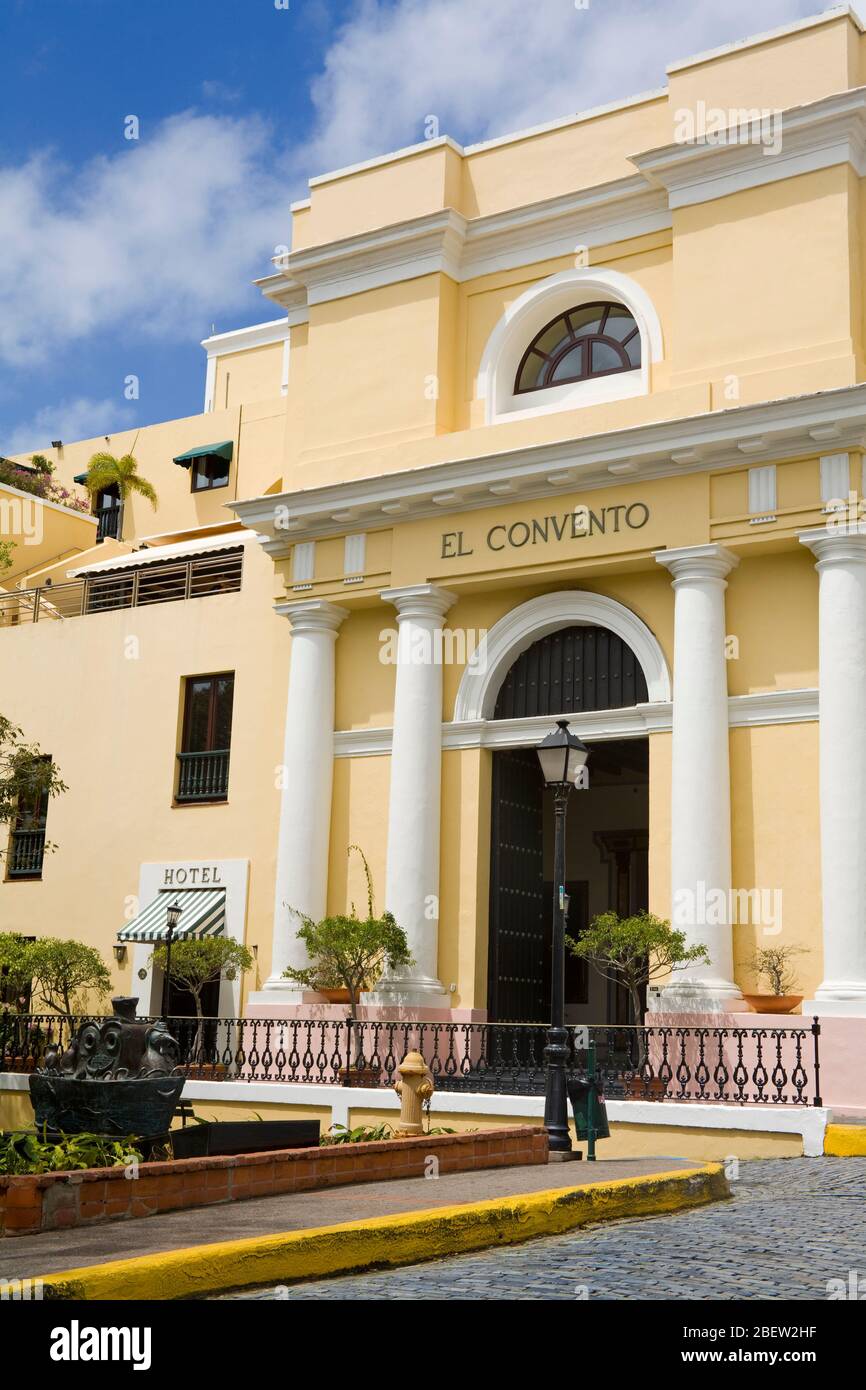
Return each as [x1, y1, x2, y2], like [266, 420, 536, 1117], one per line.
[394, 1051, 435, 1136]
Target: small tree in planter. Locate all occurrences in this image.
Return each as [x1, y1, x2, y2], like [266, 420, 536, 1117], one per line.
[567, 910, 711, 1074]
[740, 944, 808, 1014]
[149, 937, 254, 1066]
[27, 938, 112, 1019]
[282, 846, 412, 1079]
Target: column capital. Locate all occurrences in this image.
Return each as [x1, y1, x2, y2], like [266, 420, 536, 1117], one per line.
[380, 584, 457, 622]
[274, 598, 349, 635]
[799, 523, 866, 569]
[654, 543, 739, 585]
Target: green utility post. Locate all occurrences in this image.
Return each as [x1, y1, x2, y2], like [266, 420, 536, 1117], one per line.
[586, 1039, 598, 1162]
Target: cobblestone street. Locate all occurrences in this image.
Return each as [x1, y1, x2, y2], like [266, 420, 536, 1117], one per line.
[221, 1158, 866, 1301]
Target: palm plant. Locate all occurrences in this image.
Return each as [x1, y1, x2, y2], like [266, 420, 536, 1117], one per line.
[82, 451, 158, 517]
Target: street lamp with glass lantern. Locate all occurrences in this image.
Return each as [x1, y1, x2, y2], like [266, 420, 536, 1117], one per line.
[536, 718, 589, 1157]
[161, 900, 182, 1021]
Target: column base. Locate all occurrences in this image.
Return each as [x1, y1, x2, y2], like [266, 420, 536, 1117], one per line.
[247, 985, 322, 1008]
[802, 989, 866, 1018]
[363, 975, 451, 1010]
[649, 980, 745, 1015]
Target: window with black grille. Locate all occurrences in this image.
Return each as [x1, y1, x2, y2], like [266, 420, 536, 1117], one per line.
[493, 625, 648, 719]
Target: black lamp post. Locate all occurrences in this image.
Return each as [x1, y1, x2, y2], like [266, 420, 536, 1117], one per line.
[160, 900, 182, 1021]
[536, 719, 589, 1156]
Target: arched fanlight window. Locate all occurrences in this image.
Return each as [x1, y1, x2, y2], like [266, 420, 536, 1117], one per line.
[514, 301, 641, 394]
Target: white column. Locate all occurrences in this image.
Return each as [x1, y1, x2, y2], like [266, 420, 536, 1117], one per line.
[252, 598, 348, 1001]
[654, 544, 744, 1011]
[366, 584, 456, 1009]
[800, 524, 866, 1015]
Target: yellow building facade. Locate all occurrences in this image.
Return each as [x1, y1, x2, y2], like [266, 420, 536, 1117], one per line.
[4, 9, 866, 1035]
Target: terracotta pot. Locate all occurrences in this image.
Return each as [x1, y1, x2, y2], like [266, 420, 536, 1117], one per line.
[742, 993, 803, 1015]
[187, 1062, 227, 1080]
[339, 1065, 382, 1089]
[4, 1056, 35, 1074]
[625, 1075, 667, 1101]
[321, 988, 351, 1004]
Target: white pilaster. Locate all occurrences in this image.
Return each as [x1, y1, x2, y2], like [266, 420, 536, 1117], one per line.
[366, 584, 456, 1008]
[799, 523, 866, 1016]
[251, 598, 348, 1002]
[654, 544, 744, 1011]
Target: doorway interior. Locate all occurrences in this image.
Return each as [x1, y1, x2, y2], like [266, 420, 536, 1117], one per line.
[488, 737, 649, 1024]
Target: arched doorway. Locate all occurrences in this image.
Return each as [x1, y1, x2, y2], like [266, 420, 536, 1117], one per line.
[487, 622, 652, 1024]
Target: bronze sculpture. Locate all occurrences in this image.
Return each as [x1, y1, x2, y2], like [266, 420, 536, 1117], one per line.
[29, 997, 185, 1138]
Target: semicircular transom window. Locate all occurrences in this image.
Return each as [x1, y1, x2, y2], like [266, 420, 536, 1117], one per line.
[494, 625, 649, 719]
[514, 302, 641, 395]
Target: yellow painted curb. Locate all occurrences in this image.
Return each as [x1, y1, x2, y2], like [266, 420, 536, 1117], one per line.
[824, 1124, 866, 1156]
[37, 1163, 729, 1301]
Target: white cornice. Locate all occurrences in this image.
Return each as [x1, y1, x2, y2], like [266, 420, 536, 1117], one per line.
[332, 688, 818, 757]
[201, 317, 289, 357]
[277, 210, 467, 307]
[461, 178, 669, 280]
[260, 82, 866, 312]
[259, 177, 670, 310]
[307, 135, 465, 188]
[631, 87, 866, 208]
[230, 383, 866, 550]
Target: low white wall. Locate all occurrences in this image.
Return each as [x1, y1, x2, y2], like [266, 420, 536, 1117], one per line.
[1, 1072, 827, 1156]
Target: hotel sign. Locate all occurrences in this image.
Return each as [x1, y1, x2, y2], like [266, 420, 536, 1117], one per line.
[440, 501, 650, 560]
[162, 864, 223, 887]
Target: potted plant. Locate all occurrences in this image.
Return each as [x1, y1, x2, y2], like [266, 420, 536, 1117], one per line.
[568, 910, 711, 1100]
[740, 945, 807, 1014]
[307, 961, 352, 1005]
[149, 937, 253, 1074]
[282, 846, 412, 1087]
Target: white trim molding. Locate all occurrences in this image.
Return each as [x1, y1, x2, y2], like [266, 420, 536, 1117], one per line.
[476, 268, 662, 425]
[259, 179, 670, 313]
[232, 382, 866, 551]
[332, 688, 818, 758]
[200, 317, 291, 412]
[454, 589, 671, 719]
[632, 86, 866, 209]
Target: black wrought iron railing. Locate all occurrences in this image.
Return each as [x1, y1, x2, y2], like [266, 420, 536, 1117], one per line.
[0, 1014, 822, 1106]
[6, 828, 46, 879]
[95, 504, 122, 541]
[175, 749, 230, 803]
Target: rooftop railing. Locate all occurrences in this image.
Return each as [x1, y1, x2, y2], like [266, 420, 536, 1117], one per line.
[0, 549, 243, 627]
[0, 1014, 822, 1106]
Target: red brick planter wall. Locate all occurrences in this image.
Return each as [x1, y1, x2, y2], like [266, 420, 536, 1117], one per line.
[0, 1125, 548, 1237]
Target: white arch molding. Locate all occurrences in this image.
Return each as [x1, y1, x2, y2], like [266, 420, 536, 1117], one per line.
[476, 268, 664, 425]
[454, 590, 671, 723]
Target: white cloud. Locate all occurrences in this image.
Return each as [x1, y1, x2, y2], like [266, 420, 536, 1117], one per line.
[0, 112, 289, 368]
[3, 396, 136, 455]
[299, 0, 823, 176]
[0, 0, 844, 448]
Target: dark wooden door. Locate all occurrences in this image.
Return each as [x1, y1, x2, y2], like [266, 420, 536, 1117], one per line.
[488, 748, 545, 1022]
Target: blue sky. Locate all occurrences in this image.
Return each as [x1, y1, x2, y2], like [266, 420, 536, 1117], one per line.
[0, 0, 831, 453]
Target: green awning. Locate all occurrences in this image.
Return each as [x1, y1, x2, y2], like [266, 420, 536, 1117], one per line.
[172, 441, 234, 469]
[117, 888, 225, 943]
[73, 472, 88, 485]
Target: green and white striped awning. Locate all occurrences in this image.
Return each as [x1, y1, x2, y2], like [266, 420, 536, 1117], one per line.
[117, 888, 225, 943]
